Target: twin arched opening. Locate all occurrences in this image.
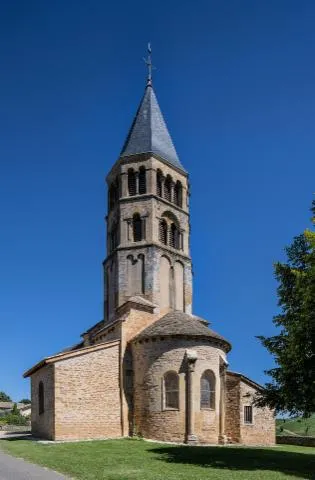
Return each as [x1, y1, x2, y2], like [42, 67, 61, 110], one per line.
[159, 256, 184, 311]
[128, 167, 147, 196]
[159, 212, 182, 250]
[156, 170, 183, 208]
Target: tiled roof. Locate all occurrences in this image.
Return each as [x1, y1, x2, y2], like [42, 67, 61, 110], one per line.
[133, 311, 231, 351]
[120, 83, 185, 172]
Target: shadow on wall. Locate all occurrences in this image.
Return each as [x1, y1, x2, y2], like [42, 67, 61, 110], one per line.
[149, 445, 315, 479]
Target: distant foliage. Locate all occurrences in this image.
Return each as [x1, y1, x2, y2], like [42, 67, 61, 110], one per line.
[19, 398, 31, 404]
[256, 201, 315, 418]
[4, 414, 28, 426]
[0, 391, 12, 402]
[11, 403, 19, 415]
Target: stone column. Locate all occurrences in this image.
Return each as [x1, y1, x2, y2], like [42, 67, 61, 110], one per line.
[135, 171, 139, 195]
[170, 180, 175, 203]
[121, 172, 128, 198]
[185, 349, 198, 445]
[219, 362, 227, 444]
[148, 168, 156, 194]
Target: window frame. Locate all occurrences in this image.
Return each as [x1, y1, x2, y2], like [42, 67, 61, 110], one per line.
[163, 371, 180, 411]
[200, 370, 216, 410]
[244, 405, 253, 425]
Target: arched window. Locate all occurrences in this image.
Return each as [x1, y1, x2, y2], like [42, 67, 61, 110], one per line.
[164, 371, 179, 409]
[170, 223, 180, 249]
[128, 169, 136, 196]
[156, 170, 163, 197]
[133, 213, 143, 242]
[164, 175, 172, 202]
[200, 370, 215, 409]
[38, 381, 44, 415]
[159, 219, 168, 245]
[139, 167, 146, 195]
[174, 181, 183, 208]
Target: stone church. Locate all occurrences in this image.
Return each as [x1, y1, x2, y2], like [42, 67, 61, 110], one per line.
[24, 65, 275, 445]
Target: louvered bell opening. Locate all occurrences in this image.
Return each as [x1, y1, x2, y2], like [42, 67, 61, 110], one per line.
[159, 220, 167, 245]
[164, 178, 172, 202]
[174, 181, 183, 208]
[170, 223, 180, 249]
[139, 167, 146, 194]
[128, 170, 136, 196]
[156, 171, 163, 197]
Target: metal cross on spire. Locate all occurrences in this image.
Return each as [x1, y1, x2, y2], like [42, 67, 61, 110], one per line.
[143, 42, 155, 85]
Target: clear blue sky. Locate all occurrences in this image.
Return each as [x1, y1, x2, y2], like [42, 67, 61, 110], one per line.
[0, 0, 314, 401]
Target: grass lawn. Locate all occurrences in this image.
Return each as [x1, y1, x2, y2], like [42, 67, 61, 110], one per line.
[0, 438, 314, 480]
[277, 414, 315, 437]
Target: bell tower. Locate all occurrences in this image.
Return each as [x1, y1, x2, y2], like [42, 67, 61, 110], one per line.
[104, 52, 192, 324]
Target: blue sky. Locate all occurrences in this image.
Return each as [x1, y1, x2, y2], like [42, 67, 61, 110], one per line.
[0, 0, 314, 401]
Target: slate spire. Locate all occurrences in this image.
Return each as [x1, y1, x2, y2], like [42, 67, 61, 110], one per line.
[120, 79, 185, 171]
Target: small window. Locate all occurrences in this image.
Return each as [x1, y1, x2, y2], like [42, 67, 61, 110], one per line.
[244, 405, 253, 424]
[200, 370, 215, 409]
[38, 381, 44, 415]
[133, 213, 143, 242]
[159, 219, 168, 245]
[138, 167, 146, 195]
[128, 169, 137, 196]
[164, 371, 179, 409]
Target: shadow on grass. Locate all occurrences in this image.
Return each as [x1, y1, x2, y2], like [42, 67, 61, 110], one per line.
[149, 445, 315, 479]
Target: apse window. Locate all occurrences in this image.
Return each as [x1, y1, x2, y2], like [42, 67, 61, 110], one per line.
[244, 405, 253, 424]
[163, 371, 179, 410]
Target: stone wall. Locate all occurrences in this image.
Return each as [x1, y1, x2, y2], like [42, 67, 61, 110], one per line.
[54, 341, 121, 440]
[225, 373, 240, 442]
[132, 337, 226, 444]
[225, 372, 275, 445]
[239, 380, 275, 445]
[276, 435, 315, 447]
[31, 365, 55, 439]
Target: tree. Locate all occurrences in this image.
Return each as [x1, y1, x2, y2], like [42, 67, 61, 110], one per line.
[11, 403, 19, 415]
[256, 201, 315, 418]
[19, 398, 31, 404]
[0, 392, 11, 402]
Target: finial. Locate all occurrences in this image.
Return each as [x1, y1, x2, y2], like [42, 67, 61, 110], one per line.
[143, 42, 155, 85]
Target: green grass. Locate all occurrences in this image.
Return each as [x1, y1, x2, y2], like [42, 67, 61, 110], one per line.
[1, 438, 315, 480]
[277, 414, 315, 437]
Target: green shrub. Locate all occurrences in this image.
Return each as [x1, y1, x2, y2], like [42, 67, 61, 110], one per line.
[4, 414, 28, 426]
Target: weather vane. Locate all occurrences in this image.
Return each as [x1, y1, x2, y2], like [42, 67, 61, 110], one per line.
[143, 42, 155, 84]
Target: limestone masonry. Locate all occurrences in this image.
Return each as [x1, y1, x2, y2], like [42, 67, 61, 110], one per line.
[24, 69, 275, 445]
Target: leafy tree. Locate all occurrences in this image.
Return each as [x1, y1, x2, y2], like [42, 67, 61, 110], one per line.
[256, 201, 315, 418]
[11, 403, 19, 415]
[0, 392, 11, 402]
[19, 398, 31, 404]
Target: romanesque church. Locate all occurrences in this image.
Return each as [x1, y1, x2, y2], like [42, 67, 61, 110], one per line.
[24, 64, 275, 445]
